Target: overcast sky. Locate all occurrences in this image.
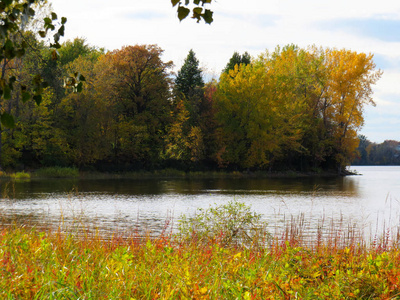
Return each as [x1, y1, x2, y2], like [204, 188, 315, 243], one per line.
[51, 0, 400, 143]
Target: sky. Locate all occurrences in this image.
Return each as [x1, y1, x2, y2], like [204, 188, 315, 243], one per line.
[50, 0, 400, 143]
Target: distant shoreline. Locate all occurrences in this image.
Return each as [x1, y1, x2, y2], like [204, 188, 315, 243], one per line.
[1, 166, 361, 180]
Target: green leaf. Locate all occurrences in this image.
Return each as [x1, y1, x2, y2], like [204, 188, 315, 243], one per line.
[9, 76, 16, 85]
[194, 0, 200, 4]
[58, 24, 65, 36]
[1, 112, 15, 128]
[51, 12, 57, 20]
[33, 94, 42, 105]
[16, 48, 25, 58]
[61, 17, 67, 24]
[38, 30, 46, 38]
[41, 81, 49, 89]
[76, 82, 83, 93]
[4, 39, 15, 59]
[53, 32, 60, 43]
[193, 7, 203, 15]
[21, 91, 30, 103]
[202, 9, 213, 24]
[3, 85, 11, 99]
[171, 0, 180, 7]
[177, 6, 190, 21]
[78, 74, 86, 82]
[27, 7, 35, 16]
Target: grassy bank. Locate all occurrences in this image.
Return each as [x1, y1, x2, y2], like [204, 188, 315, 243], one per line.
[1, 167, 352, 181]
[0, 225, 399, 299]
[0, 201, 399, 299]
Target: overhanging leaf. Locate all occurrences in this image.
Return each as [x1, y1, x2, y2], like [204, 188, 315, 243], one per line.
[171, 0, 180, 7]
[78, 74, 86, 82]
[1, 112, 15, 128]
[21, 91, 30, 103]
[177, 6, 190, 21]
[193, 7, 203, 15]
[33, 94, 42, 105]
[202, 9, 213, 24]
[76, 82, 83, 93]
[3, 85, 11, 99]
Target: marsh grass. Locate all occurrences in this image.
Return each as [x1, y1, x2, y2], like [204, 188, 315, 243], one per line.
[34, 167, 79, 178]
[10, 171, 31, 180]
[1, 202, 400, 299]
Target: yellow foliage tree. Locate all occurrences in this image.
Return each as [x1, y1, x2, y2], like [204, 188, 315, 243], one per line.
[215, 45, 381, 172]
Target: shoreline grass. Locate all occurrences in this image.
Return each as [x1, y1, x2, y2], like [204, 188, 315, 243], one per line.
[1, 200, 400, 299]
[33, 167, 79, 178]
[1, 224, 400, 299]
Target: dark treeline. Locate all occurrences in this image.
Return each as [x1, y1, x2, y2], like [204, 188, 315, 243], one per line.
[1, 36, 382, 174]
[353, 136, 400, 165]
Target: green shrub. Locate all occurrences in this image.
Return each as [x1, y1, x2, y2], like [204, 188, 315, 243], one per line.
[177, 200, 270, 248]
[11, 171, 30, 180]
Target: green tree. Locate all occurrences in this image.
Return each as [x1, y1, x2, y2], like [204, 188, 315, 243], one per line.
[57, 37, 103, 66]
[353, 135, 371, 165]
[223, 51, 251, 74]
[175, 49, 204, 97]
[175, 49, 204, 124]
[0, 34, 70, 168]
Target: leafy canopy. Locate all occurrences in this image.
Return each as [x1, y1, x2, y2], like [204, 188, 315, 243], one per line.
[0, 0, 67, 128]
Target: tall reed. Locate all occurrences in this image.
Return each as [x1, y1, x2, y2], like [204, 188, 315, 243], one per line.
[1, 201, 400, 299]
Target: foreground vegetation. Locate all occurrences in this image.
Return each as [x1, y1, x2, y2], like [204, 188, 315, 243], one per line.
[1, 202, 400, 299]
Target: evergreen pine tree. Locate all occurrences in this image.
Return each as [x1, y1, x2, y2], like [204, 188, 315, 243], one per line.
[223, 51, 251, 74]
[175, 50, 204, 125]
[175, 49, 204, 97]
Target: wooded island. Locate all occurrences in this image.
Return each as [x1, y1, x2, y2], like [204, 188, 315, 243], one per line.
[1, 37, 382, 174]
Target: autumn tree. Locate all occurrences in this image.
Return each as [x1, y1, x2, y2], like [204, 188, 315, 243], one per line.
[215, 45, 381, 172]
[216, 61, 279, 169]
[321, 49, 382, 171]
[163, 49, 207, 164]
[56, 54, 108, 167]
[94, 45, 173, 168]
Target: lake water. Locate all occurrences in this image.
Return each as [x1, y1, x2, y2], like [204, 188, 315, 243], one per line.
[1, 166, 399, 242]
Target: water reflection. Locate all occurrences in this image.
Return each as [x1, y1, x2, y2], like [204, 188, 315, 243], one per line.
[0, 166, 399, 241]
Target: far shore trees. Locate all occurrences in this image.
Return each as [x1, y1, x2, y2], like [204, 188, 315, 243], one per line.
[0, 39, 381, 173]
